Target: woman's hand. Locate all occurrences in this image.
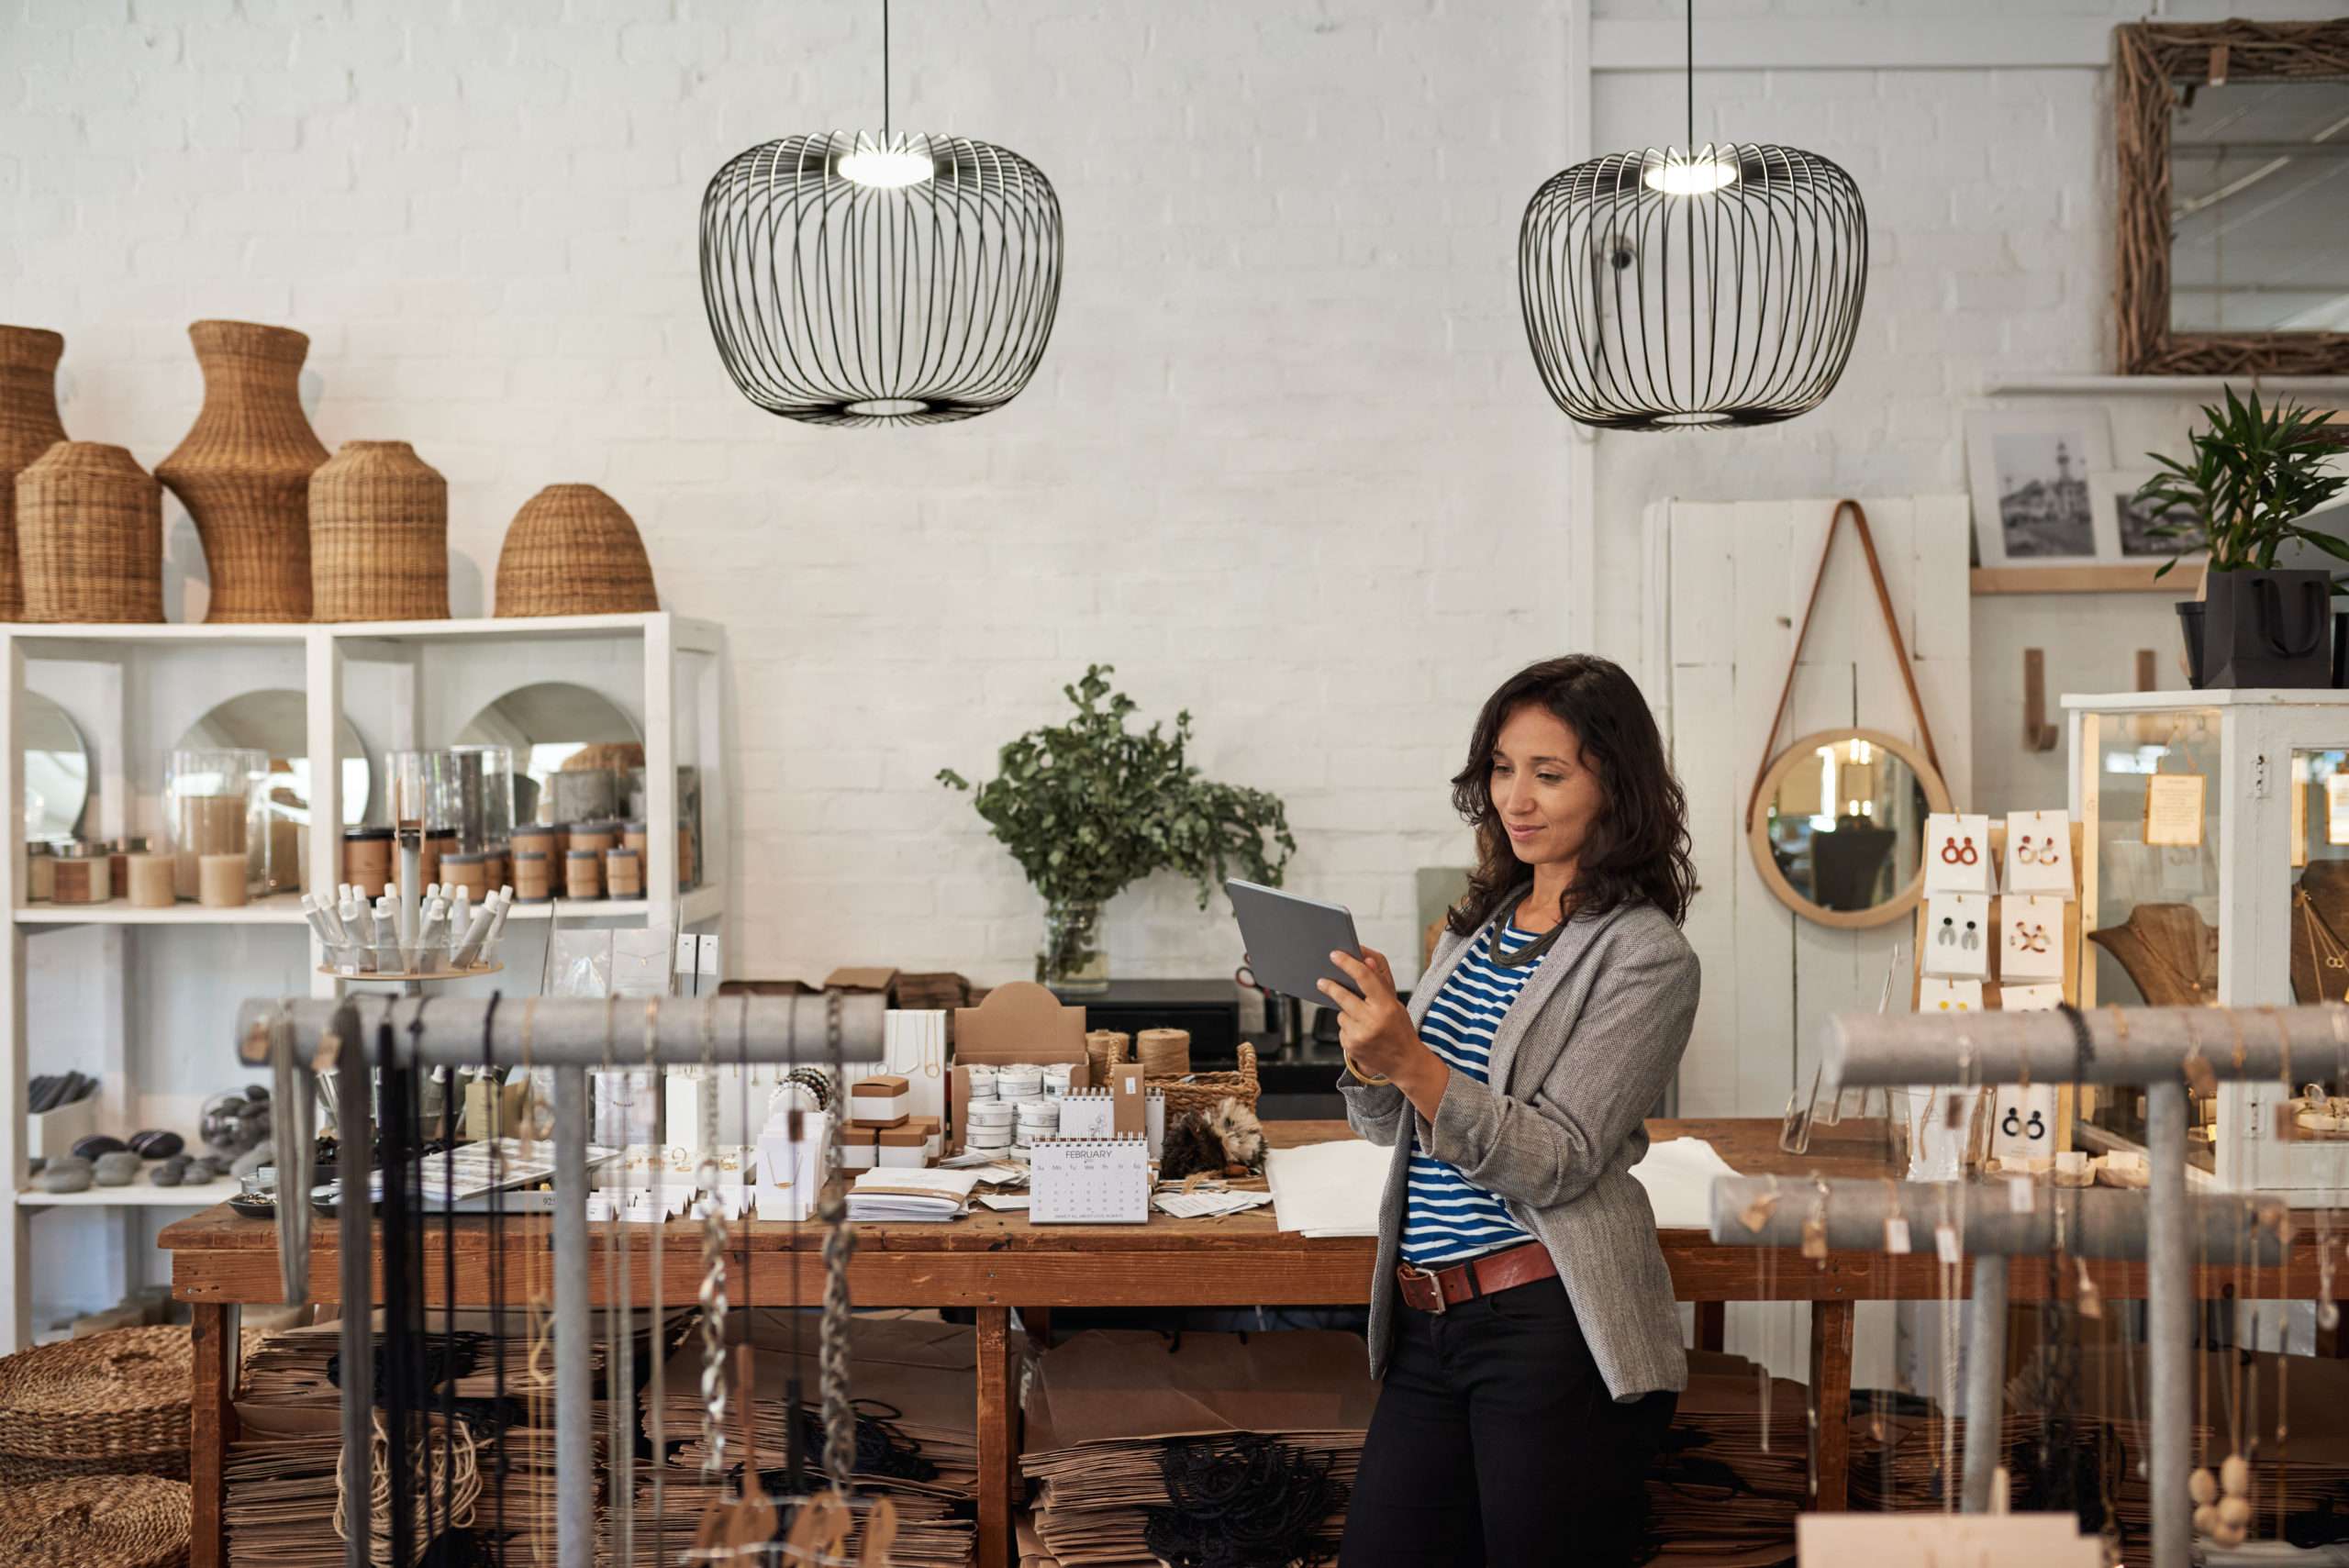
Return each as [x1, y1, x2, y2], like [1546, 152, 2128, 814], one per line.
[1321, 948, 1449, 1120]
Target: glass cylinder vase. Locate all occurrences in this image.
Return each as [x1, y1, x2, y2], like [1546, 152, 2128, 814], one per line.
[162, 748, 267, 900]
[1037, 899, 1108, 994]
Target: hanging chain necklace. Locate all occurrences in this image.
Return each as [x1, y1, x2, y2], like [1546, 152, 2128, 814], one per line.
[1488, 895, 1569, 969]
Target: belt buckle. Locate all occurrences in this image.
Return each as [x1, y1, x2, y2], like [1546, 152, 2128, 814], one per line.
[1400, 1263, 1447, 1315]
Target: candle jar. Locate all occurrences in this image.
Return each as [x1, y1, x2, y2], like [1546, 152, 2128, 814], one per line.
[125, 851, 173, 907]
[564, 847, 604, 899]
[449, 744, 514, 858]
[198, 851, 248, 908]
[163, 748, 266, 901]
[605, 847, 642, 899]
[343, 827, 394, 897]
[511, 825, 557, 892]
[569, 819, 619, 858]
[678, 823, 696, 890]
[420, 828, 456, 888]
[105, 836, 141, 892]
[25, 842, 53, 903]
[442, 851, 494, 898]
[621, 818, 649, 859]
[512, 850, 551, 903]
[52, 841, 109, 904]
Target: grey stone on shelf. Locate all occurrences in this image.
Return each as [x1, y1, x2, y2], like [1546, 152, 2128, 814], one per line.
[95, 1151, 143, 1186]
[34, 1161, 93, 1194]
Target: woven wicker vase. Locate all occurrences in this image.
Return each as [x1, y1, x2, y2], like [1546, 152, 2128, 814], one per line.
[495, 483, 659, 617]
[309, 439, 450, 622]
[17, 443, 164, 623]
[155, 320, 328, 623]
[0, 326, 69, 622]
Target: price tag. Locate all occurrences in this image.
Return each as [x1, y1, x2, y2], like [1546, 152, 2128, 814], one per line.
[1934, 1223, 1962, 1264]
[2009, 1175, 2035, 1213]
[1883, 1217, 1912, 1254]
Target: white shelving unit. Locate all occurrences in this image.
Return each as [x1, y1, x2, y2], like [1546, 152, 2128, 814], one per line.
[0, 612, 728, 1347]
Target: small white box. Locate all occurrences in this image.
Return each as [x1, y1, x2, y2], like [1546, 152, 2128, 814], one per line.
[841, 1131, 879, 1171]
[850, 1075, 910, 1129]
[876, 1126, 929, 1168]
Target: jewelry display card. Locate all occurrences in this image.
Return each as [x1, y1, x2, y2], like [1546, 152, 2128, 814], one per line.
[1999, 982, 2067, 1011]
[1030, 1135, 1151, 1224]
[2002, 808, 2074, 895]
[1988, 1084, 2057, 1162]
[2000, 894, 2066, 982]
[2143, 773, 2207, 848]
[884, 1009, 950, 1129]
[1916, 977, 1984, 1014]
[1923, 813, 1993, 894]
[1921, 893, 1991, 979]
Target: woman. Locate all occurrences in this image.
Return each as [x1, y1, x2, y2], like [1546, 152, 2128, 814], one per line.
[1327, 654, 1701, 1567]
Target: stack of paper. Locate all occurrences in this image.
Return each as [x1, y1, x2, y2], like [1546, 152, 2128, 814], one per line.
[1264, 1140, 1388, 1236]
[844, 1166, 981, 1222]
[1627, 1136, 1740, 1229]
[1152, 1189, 1274, 1219]
[1641, 1352, 1812, 1564]
[1019, 1330, 1376, 1566]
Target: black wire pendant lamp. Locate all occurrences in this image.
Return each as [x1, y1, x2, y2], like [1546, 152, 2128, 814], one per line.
[1519, 3, 1867, 430]
[699, 1, 1063, 428]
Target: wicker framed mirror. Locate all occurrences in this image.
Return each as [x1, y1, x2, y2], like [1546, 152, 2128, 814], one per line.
[2116, 19, 2349, 376]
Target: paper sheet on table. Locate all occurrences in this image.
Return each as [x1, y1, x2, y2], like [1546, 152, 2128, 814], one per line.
[1153, 1189, 1275, 1219]
[1265, 1138, 1388, 1236]
[1628, 1135, 1741, 1229]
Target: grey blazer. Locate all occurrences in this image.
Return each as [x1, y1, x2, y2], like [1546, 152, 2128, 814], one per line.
[1338, 888, 1700, 1403]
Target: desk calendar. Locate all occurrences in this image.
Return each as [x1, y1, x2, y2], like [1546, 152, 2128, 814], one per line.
[1029, 1135, 1151, 1224]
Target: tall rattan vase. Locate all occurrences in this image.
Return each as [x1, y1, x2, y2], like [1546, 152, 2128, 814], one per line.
[309, 440, 449, 622]
[0, 326, 69, 622]
[17, 444, 163, 624]
[156, 320, 328, 623]
[494, 484, 658, 617]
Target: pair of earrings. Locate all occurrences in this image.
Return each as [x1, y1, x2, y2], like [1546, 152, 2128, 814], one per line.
[1938, 836, 1980, 866]
[2010, 921, 2050, 954]
[2015, 833, 2062, 867]
[1999, 1106, 2047, 1140]
[1936, 917, 1981, 951]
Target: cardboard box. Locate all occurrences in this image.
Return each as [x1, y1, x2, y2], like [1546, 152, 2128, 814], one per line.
[1110, 1062, 1146, 1135]
[851, 1074, 910, 1129]
[907, 1114, 942, 1162]
[876, 1125, 929, 1169]
[948, 981, 1089, 1155]
[825, 966, 900, 1004]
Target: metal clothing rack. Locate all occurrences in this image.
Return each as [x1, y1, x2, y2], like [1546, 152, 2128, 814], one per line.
[1708, 1178, 2285, 1516]
[1811, 1004, 2338, 1568]
[239, 993, 888, 1568]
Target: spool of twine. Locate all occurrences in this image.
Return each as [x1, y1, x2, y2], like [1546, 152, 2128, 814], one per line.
[1137, 1029, 1190, 1078]
[1084, 1029, 1130, 1087]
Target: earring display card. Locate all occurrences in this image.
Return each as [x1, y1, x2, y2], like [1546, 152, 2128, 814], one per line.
[883, 1010, 950, 1129]
[1924, 813, 1993, 894]
[1988, 1084, 2057, 1162]
[2001, 894, 2066, 982]
[2000, 982, 2067, 1011]
[2003, 809, 2074, 895]
[1922, 893, 1991, 979]
[1918, 977, 1984, 1014]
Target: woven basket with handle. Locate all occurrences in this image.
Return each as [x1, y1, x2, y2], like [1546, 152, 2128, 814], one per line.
[0, 324, 68, 621]
[1149, 1040, 1261, 1122]
[495, 483, 658, 617]
[309, 439, 450, 622]
[17, 442, 164, 623]
[0, 1475, 189, 1568]
[0, 1325, 194, 1462]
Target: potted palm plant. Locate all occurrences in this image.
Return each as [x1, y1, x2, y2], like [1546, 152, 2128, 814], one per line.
[940, 665, 1296, 993]
[2138, 388, 2347, 689]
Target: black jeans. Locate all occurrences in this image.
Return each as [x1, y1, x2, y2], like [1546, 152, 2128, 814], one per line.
[1339, 1275, 1677, 1567]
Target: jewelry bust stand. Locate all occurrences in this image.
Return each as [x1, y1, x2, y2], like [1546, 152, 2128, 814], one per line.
[1799, 1003, 2334, 1568]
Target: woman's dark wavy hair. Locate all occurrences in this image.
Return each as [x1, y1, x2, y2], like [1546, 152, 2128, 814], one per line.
[1447, 655, 1698, 936]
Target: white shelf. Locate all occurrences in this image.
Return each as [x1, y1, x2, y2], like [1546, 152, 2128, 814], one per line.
[2060, 688, 2349, 712]
[1988, 376, 2349, 397]
[15, 893, 312, 926]
[15, 1184, 224, 1208]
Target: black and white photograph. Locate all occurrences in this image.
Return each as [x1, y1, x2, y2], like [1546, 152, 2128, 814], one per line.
[2093, 467, 2204, 560]
[1965, 407, 2115, 567]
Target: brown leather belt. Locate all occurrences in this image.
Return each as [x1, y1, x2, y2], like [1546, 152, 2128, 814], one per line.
[1396, 1240, 1557, 1314]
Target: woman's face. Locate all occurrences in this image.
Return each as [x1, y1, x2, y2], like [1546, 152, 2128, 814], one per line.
[1490, 703, 1606, 869]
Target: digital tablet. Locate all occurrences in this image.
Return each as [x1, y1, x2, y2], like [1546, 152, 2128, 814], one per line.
[1227, 879, 1365, 1001]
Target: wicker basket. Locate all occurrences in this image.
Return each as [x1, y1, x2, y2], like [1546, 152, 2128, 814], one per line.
[0, 1326, 193, 1463]
[495, 483, 658, 617]
[0, 1475, 190, 1568]
[0, 1448, 189, 1485]
[17, 442, 164, 623]
[156, 320, 328, 624]
[1149, 1040, 1261, 1122]
[0, 325, 68, 622]
[309, 439, 449, 622]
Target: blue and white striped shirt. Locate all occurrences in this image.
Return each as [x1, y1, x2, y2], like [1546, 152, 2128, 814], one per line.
[1400, 918, 1543, 1268]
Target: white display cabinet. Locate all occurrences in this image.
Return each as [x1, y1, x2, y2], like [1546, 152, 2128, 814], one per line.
[2066, 688, 2349, 1203]
[0, 612, 727, 1346]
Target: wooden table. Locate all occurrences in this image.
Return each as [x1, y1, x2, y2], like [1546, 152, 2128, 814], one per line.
[161, 1118, 2327, 1568]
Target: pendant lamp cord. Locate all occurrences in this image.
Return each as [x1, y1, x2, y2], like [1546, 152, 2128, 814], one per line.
[883, 0, 892, 140]
[1685, 0, 1694, 154]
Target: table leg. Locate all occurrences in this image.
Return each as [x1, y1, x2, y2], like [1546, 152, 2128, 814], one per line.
[190, 1301, 239, 1568]
[1024, 1307, 1053, 1353]
[1694, 1301, 1725, 1353]
[978, 1306, 1014, 1568]
[1809, 1300, 1854, 1512]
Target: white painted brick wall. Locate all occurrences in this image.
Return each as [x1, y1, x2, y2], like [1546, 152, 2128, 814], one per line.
[0, 0, 2299, 992]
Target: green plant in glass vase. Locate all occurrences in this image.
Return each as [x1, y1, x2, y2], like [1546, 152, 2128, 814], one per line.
[940, 665, 1297, 993]
[2136, 387, 2348, 688]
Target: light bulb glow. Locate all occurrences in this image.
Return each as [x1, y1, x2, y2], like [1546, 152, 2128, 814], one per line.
[1643, 151, 1738, 195]
[837, 146, 934, 188]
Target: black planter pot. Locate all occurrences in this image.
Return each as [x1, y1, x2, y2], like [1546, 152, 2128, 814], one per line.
[2200, 568, 2334, 689]
[2176, 601, 2207, 688]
